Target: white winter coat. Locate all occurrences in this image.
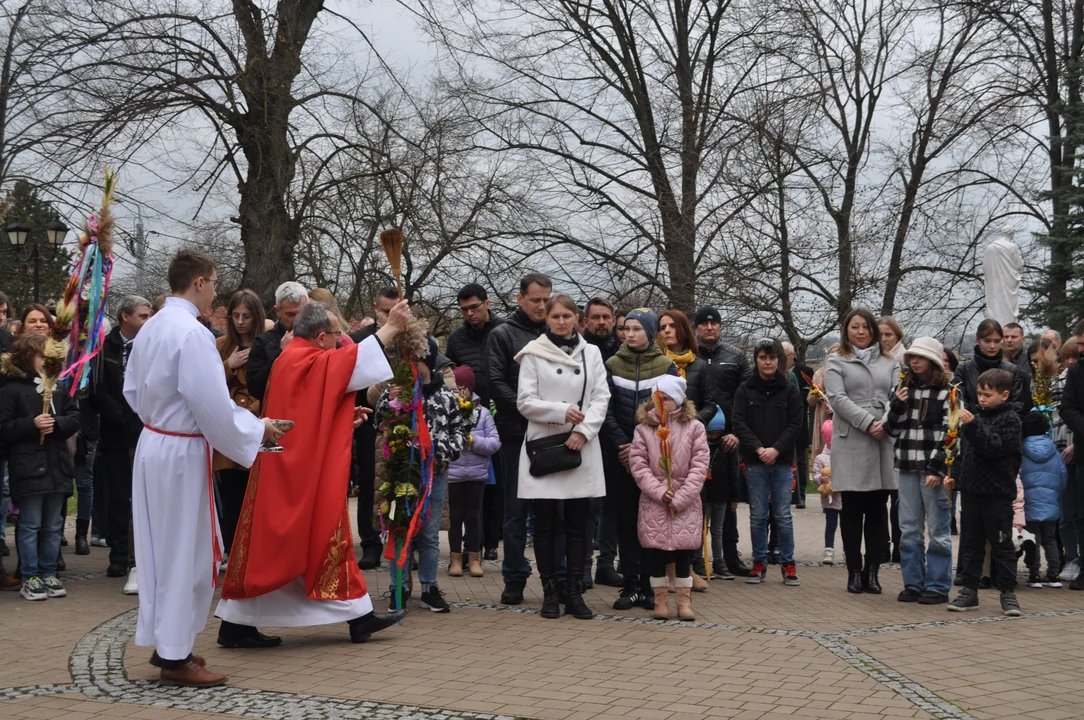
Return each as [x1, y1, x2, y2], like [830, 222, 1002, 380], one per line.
[515, 334, 610, 499]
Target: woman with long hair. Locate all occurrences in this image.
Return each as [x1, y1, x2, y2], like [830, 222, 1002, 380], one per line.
[19, 304, 53, 336]
[215, 290, 266, 554]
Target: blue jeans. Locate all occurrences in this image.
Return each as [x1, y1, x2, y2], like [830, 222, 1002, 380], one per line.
[898, 472, 952, 594]
[746, 464, 794, 564]
[76, 440, 97, 522]
[16, 493, 65, 578]
[402, 472, 447, 587]
[501, 440, 533, 583]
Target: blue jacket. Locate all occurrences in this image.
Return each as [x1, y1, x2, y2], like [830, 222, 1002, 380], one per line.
[1020, 435, 1068, 522]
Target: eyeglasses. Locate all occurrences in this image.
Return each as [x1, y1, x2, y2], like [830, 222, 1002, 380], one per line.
[459, 301, 485, 314]
[322, 330, 343, 338]
[202, 276, 218, 290]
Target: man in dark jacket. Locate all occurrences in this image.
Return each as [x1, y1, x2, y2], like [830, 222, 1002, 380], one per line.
[487, 273, 551, 605]
[732, 339, 804, 585]
[784, 341, 813, 508]
[89, 295, 151, 584]
[350, 287, 400, 570]
[695, 306, 751, 575]
[446, 283, 505, 561]
[583, 297, 621, 362]
[246, 281, 309, 402]
[1057, 357, 1084, 590]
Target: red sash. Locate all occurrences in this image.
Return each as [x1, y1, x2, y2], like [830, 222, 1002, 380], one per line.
[142, 424, 222, 588]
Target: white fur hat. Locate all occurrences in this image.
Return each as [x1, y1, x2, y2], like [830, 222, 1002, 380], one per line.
[655, 375, 687, 406]
[904, 336, 945, 372]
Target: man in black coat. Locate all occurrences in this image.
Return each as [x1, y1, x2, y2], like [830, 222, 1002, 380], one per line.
[487, 273, 551, 605]
[246, 281, 309, 402]
[446, 283, 505, 560]
[1058, 358, 1084, 590]
[89, 295, 151, 585]
[351, 287, 400, 570]
[695, 306, 752, 575]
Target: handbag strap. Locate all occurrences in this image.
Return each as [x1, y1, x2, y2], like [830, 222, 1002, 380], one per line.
[576, 352, 588, 409]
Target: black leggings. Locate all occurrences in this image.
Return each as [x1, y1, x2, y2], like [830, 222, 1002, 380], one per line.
[840, 490, 889, 573]
[533, 498, 590, 580]
[218, 468, 250, 552]
[649, 549, 693, 578]
[447, 482, 485, 554]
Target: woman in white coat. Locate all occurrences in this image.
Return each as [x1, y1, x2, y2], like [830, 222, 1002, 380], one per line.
[516, 294, 610, 620]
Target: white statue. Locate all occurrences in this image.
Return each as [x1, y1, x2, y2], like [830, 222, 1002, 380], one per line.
[984, 227, 1023, 326]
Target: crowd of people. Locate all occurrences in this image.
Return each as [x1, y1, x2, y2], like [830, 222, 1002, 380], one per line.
[2, 269, 1084, 628]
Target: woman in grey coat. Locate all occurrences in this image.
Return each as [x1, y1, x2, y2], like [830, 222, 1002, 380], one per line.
[825, 308, 898, 595]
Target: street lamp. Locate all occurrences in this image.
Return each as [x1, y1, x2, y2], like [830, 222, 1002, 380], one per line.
[6, 216, 67, 303]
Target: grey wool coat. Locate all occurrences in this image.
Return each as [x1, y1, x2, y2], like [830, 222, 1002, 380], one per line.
[823, 352, 898, 493]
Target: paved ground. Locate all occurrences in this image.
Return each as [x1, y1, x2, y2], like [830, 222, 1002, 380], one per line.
[1, 502, 1081, 720]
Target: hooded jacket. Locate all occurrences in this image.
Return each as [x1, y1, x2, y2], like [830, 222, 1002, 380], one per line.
[732, 370, 804, 466]
[629, 400, 709, 551]
[1020, 434, 1068, 522]
[0, 353, 80, 499]
[957, 402, 1023, 498]
[485, 308, 546, 442]
[602, 342, 677, 451]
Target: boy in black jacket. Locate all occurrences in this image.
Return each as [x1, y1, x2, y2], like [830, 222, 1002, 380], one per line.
[945, 368, 1023, 616]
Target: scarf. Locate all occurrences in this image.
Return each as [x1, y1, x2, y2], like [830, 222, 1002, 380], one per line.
[854, 345, 877, 365]
[545, 330, 580, 355]
[665, 347, 697, 377]
[973, 345, 1004, 373]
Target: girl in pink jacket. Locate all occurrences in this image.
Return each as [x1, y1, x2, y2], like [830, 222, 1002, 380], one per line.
[629, 375, 709, 622]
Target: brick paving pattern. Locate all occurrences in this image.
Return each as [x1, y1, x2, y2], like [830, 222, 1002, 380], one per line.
[1, 503, 1080, 719]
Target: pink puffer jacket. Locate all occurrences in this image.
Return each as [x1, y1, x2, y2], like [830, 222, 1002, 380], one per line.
[630, 400, 709, 551]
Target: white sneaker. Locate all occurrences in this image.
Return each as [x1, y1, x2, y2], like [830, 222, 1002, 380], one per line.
[91, 537, 108, 547]
[822, 548, 835, 565]
[21, 576, 47, 601]
[123, 567, 138, 595]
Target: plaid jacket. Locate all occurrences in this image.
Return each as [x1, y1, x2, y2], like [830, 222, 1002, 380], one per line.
[885, 381, 950, 477]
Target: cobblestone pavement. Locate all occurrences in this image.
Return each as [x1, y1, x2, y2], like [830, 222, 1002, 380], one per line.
[1, 503, 1081, 719]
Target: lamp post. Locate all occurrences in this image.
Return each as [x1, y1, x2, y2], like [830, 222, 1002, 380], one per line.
[6, 216, 68, 303]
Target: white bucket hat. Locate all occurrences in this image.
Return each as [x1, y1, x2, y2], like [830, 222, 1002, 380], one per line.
[903, 336, 945, 372]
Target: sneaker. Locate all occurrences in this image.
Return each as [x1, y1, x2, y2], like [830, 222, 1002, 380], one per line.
[419, 585, 451, 613]
[21, 576, 47, 601]
[1043, 573, 1063, 588]
[1071, 574, 1084, 591]
[123, 567, 138, 595]
[483, 548, 498, 562]
[781, 563, 799, 586]
[822, 548, 835, 565]
[745, 562, 767, 584]
[501, 580, 525, 605]
[999, 591, 1022, 617]
[1027, 573, 1043, 588]
[711, 561, 734, 580]
[387, 586, 411, 610]
[767, 549, 781, 565]
[43, 576, 67, 598]
[897, 588, 922, 603]
[917, 590, 949, 605]
[91, 536, 108, 548]
[947, 588, 979, 612]
[953, 573, 964, 587]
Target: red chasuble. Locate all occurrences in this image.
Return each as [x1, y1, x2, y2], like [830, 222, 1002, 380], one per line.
[222, 337, 367, 602]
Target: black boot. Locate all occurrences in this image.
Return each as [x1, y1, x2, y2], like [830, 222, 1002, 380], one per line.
[75, 519, 90, 556]
[725, 544, 750, 576]
[638, 575, 655, 611]
[56, 548, 66, 572]
[540, 577, 561, 619]
[557, 577, 569, 605]
[565, 577, 594, 619]
[349, 609, 407, 642]
[356, 544, 382, 570]
[847, 571, 864, 594]
[595, 563, 623, 587]
[583, 556, 594, 590]
[863, 565, 882, 594]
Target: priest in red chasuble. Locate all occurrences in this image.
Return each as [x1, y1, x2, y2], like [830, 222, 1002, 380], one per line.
[216, 299, 411, 646]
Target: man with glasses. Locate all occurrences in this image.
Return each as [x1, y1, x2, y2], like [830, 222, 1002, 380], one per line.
[446, 283, 505, 560]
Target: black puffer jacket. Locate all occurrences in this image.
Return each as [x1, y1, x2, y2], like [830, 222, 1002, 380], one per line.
[446, 315, 504, 406]
[584, 331, 621, 363]
[697, 340, 750, 433]
[956, 402, 1022, 498]
[247, 320, 288, 402]
[732, 371, 804, 465]
[89, 326, 142, 450]
[952, 348, 1031, 419]
[0, 355, 80, 499]
[485, 309, 546, 442]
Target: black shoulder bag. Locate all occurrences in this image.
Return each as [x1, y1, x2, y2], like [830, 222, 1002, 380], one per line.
[524, 353, 588, 477]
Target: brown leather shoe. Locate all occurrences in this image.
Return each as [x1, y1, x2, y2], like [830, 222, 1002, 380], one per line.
[150, 651, 205, 668]
[159, 660, 227, 687]
[0, 572, 20, 591]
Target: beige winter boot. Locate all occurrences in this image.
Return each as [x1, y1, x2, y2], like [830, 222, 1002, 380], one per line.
[666, 562, 676, 592]
[691, 572, 709, 592]
[650, 577, 670, 620]
[448, 552, 463, 577]
[675, 577, 695, 621]
[468, 552, 484, 578]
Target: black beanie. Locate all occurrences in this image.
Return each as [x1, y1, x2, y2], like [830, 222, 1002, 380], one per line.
[1022, 411, 1049, 439]
[694, 306, 721, 327]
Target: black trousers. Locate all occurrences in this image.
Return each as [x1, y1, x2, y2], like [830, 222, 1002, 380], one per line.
[1024, 520, 1061, 577]
[597, 454, 620, 569]
[958, 492, 1017, 592]
[482, 451, 504, 551]
[887, 490, 901, 554]
[533, 498, 589, 580]
[217, 468, 249, 552]
[649, 549, 693, 578]
[840, 490, 889, 573]
[613, 462, 645, 583]
[792, 450, 808, 505]
[100, 446, 133, 568]
[354, 423, 382, 551]
[91, 451, 107, 538]
[448, 482, 485, 554]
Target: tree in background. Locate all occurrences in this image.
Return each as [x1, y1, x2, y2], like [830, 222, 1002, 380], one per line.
[0, 180, 71, 307]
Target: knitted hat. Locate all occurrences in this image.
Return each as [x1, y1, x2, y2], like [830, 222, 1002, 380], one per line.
[903, 336, 945, 372]
[655, 375, 687, 406]
[694, 306, 722, 327]
[624, 308, 658, 340]
[1022, 411, 1049, 438]
[822, 419, 833, 448]
[706, 406, 726, 432]
[453, 365, 476, 393]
